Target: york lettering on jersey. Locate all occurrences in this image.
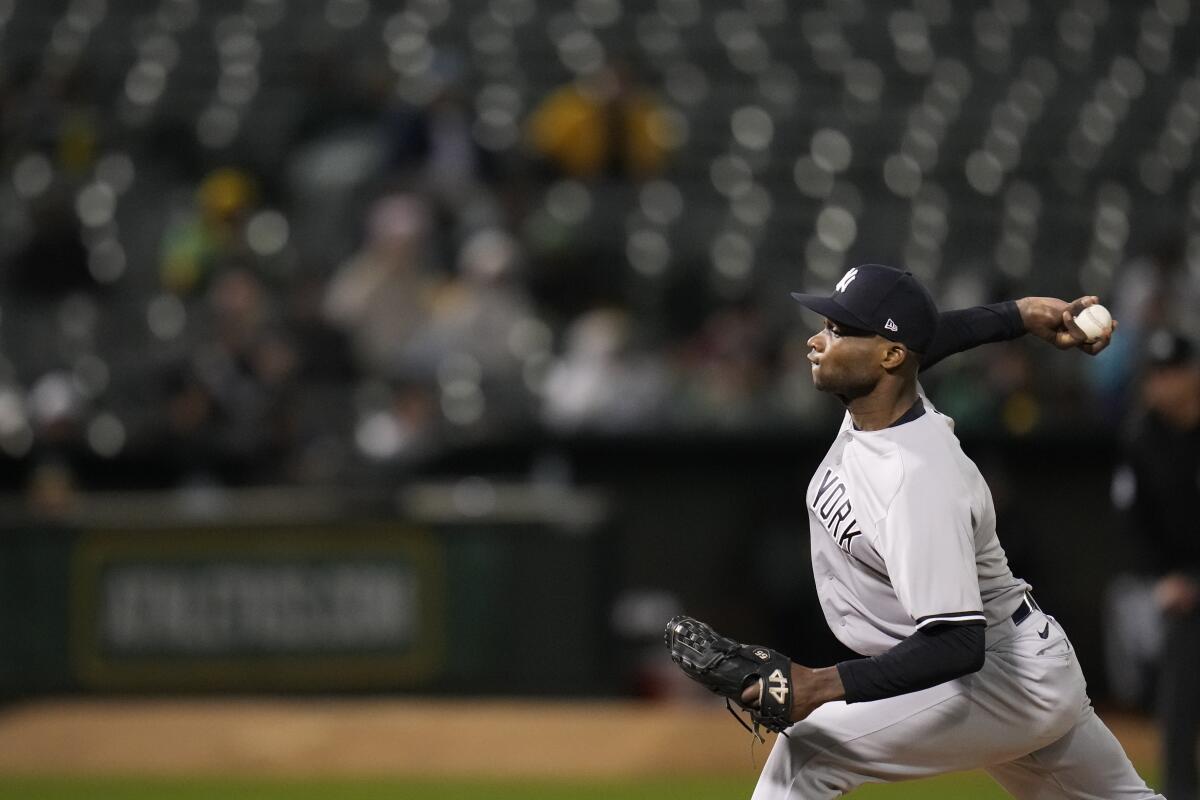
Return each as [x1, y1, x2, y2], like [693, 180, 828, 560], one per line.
[813, 468, 863, 554]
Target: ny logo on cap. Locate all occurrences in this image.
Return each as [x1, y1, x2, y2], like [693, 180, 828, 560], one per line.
[835, 268, 858, 293]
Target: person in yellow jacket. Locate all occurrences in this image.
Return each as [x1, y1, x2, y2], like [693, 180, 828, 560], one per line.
[527, 61, 677, 181]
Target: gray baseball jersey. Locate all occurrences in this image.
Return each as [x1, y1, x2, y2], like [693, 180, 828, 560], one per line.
[808, 389, 1028, 655]
[751, 390, 1164, 799]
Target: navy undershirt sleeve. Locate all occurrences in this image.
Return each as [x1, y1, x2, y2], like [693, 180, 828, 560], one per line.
[921, 301, 1025, 372]
[836, 622, 986, 704]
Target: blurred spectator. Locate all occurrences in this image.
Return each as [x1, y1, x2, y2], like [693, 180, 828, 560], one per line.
[1113, 236, 1198, 339]
[322, 194, 441, 378]
[4, 188, 93, 298]
[160, 168, 259, 297]
[671, 306, 772, 428]
[924, 341, 1051, 436]
[164, 269, 299, 484]
[526, 61, 676, 181]
[1099, 235, 1200, 416]
[1110, 330, 1200, 800]
[414, 228, 532, 381]
[20, 366, 88, 513]
[386, 61, 496, 212]
[348, 379, 440, 468]
[542, 308, 669, 431]
[281, 274, 356, 382]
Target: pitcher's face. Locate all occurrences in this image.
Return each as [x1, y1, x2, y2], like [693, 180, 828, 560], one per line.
[807, 319, 887, 400]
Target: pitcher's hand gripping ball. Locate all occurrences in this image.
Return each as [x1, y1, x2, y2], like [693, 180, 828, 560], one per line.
[1069, 303, 1113, 343]
[665, 615, 794, 740]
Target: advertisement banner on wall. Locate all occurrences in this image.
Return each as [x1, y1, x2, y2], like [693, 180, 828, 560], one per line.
[70, 526, 445, 690]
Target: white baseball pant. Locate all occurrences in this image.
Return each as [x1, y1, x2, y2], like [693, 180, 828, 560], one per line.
[752, 607, 1164, 799]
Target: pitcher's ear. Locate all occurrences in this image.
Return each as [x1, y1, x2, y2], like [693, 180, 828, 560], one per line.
[881, 342, 913, 373]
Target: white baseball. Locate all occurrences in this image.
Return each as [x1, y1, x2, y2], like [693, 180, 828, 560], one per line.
[1073, 304, 1112, 342]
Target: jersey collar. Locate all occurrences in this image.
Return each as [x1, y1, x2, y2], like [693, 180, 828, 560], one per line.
[851, 398, 926, 431]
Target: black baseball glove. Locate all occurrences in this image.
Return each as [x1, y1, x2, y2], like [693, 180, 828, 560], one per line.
[664, 615, 794, 740]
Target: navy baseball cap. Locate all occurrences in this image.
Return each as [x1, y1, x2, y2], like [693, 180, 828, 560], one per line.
[790, 264, 939, 354]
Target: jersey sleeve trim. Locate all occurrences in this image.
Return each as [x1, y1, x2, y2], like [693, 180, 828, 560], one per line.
[914, 611, 986, 629]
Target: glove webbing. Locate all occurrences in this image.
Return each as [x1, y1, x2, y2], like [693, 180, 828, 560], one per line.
[724, 697, 791, 744]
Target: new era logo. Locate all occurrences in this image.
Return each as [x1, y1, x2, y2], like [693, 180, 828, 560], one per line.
[884, 318, 898, 332]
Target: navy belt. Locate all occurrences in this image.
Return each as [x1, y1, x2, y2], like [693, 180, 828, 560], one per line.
[1011, 592, 1040, 626]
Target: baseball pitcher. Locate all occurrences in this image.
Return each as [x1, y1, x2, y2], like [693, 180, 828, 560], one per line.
[667, 264, 1163, 798]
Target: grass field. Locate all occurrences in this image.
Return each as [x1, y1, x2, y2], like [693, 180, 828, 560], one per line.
[0, 772, 1034, 799]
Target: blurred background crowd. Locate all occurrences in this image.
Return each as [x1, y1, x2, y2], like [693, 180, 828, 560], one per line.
[1, 0, 1198, 506]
